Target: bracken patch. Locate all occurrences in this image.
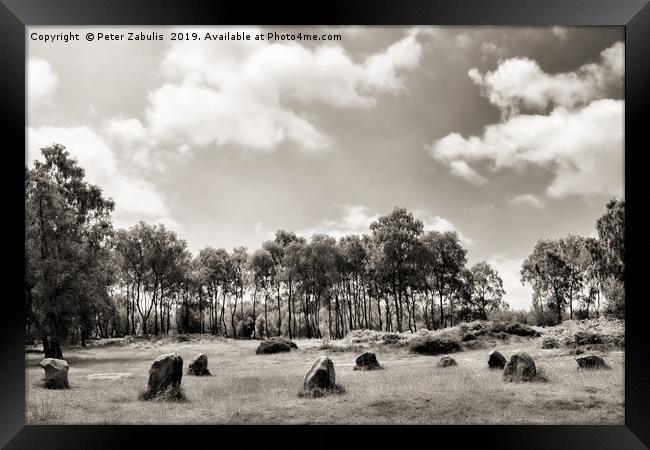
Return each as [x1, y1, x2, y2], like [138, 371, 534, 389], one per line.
[409, 336, 462, 355]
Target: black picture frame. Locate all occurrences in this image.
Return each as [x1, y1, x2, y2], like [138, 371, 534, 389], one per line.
[2, 1, 648, 448]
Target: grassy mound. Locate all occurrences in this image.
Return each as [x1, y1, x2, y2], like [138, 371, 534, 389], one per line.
[255, 337, 298, 354]
[409, 336, 462, 355]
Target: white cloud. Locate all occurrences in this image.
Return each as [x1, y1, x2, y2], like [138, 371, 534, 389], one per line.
[480, 42, 508, 62]
[147, 83, 328, 151]
[414, 210, 472, 245]
[103, 117, 161, 171]
[28, 126, 179, 230]
[144, 27, 423, 152]
[487, 255, 533, 310]
[468, 41, 623, 117]
[509, 194, 543, 208]
[429, 99, 623, 198]
[453, 34, 472, 49]
[448, 160, 488, 185]
[551, 26, 568, 40]
[428, 42, 624, 199]
[28, 58, 58, 104]
[363, 30, 422, 92]
[105, 117, 149, 144]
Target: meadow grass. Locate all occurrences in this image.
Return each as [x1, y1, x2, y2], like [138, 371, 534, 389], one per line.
[25, 336, 624, 424]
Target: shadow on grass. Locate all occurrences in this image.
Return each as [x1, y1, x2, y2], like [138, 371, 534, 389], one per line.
[139, 386, 188, 402]
[298, 384, 346, 398]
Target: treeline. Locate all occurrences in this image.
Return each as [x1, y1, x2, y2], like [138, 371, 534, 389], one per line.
[25, 145, 624, 358]
[521, 198, 625, 325]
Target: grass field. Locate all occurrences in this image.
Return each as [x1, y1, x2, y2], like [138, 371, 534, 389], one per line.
[25, 335, 624, 424]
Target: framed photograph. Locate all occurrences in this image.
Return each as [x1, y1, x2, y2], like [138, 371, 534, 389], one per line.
[2, 0, 649, 448]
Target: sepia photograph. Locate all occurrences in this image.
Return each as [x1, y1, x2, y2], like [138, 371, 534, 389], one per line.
[24, 25, 626, 425]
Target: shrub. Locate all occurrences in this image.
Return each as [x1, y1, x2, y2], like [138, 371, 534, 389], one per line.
[381, 333, 403, 345]
[255, 336, 298, 354]
[490, 321, 540, 337]
[409, 336, 461, 355]
[541, 336, 560, 349]
[462, 332, 477, 342]
[573, 331, 603, 346]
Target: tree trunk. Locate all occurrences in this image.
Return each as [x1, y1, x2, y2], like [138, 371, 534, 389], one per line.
[276, 283, 282, 337]
[439, 290, 444, 329]
[43, 337, 63, 359]
[287, 282, 293, 339]
[252, 286, 258, 338]
[264, 293, 269, 338]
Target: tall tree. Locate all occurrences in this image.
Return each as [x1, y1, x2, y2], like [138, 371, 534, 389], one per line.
[521, 239, 571, 323]
[468, 261, 506, 319]
[369, 208, 424, 332]
[25, 145, 115, 358]
[420, 231, 467, 327]
[248, 248, 274, 338]
[557, 235, 586, 320]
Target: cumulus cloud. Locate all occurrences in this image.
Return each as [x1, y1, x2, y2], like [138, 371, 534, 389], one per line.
[448, 160, 488, 185]
[28, 57, 58, 105]
[103, 117, 161, 171]
[144, 27, 423, 152]
[429, 99, 623, 197]
[28, 126, 179, 230]
[428, 42, 624, 198]
[468, 41, 623, 117]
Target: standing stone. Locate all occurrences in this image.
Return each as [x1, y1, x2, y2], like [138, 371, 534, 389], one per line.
[576, 355, 611, 370]
[303, 356, 336, 392]
[40, 358, 70, 389]
[503, 351, 537, 381]
[438, 355, 457, 368]
[354, 352, 382, 371]
[143, 353, 183, 399]
[488, 350, 507, 369]
[188, 353, 211, 376]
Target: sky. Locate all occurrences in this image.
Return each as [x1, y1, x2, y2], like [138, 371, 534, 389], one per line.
[27, 26, 624, 310]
